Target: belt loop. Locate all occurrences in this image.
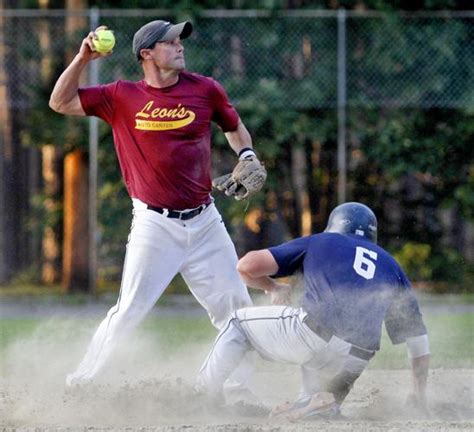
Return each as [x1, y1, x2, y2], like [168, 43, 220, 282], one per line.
[162, 209, 169, 217]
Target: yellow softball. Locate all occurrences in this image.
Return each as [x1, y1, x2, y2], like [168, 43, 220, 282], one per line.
[93, 29, 115, 54]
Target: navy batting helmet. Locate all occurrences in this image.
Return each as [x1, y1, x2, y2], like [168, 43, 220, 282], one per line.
[325, 202, 378, 243]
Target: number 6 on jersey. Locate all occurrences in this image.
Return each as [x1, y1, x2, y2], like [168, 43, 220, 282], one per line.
[353, 246, 378, 279]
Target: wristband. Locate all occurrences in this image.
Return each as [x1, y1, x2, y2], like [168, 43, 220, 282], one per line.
[238, 148, 256, 160]
[406, 334, 430, 358]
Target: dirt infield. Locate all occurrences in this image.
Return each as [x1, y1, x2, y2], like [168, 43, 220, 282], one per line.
[1, 365, 472, 431]
[1, 297, 472, 431]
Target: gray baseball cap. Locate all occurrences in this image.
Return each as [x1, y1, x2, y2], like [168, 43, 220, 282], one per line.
[133, 20, 193, 60]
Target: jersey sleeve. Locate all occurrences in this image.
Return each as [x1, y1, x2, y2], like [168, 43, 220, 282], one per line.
[78, 82, 118, 124]
[210, 79, 239, 132]
[268, 236, 311, 278]
[384, 270, 427, 344]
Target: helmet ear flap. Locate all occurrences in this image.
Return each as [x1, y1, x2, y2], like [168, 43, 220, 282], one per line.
[325, 202, 377, 243]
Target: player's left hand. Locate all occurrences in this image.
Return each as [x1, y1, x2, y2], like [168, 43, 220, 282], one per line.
[269, 283, 292, 305]
[212, 156, 266, 200]
[212, 173, 234, 193]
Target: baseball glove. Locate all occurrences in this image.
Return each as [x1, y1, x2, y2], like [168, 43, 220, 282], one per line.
[213, 157, 267, 200]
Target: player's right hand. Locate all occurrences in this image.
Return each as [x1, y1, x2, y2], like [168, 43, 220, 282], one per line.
[78, 27, 112, 61]
[269, 283, 292, 305]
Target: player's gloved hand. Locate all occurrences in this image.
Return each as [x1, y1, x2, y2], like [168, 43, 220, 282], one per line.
[212, 149, 267, 200]
[268, 283, 292, 305]
[212, 172, 249, 199]
[212, 173, 236, 194]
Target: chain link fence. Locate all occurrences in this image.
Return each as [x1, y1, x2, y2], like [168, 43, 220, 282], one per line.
[2, 9, 473, 109]
[0, 9, 473, 285]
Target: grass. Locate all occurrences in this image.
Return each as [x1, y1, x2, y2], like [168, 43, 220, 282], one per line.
[0, 274, 190, 298]
[0, 316, 214, 353]
[371, 313, 474, 369]
[0, 310, 472, 374]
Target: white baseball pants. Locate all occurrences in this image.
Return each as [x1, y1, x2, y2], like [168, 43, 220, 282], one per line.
[197, 306, 370, 403]
[67, 199, 252, 385]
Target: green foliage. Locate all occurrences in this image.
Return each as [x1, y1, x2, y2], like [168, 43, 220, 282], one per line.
[429, 248, 470, 285]
[393, 242, 433, 280]
[86, 0, 474, 11]
[454, 166, 474, 219]
[11, 6, 474, 287]
[364, 0, 473, 11]
[393, 242, 471, 287]
[348, 14, 473, 109]
[354, 108, 474, 220]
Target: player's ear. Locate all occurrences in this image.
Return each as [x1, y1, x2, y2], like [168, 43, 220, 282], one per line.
[140, 48, 152, 61]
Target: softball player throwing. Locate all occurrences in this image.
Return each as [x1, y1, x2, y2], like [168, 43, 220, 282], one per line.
[49, 20, 266, 387]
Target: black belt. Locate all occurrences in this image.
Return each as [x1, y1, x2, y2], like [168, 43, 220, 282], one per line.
[146, 203, 209, 220]
[303, 316, 375, 361]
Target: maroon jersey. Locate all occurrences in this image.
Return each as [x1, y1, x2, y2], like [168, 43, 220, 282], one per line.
[78, 71, 239, 209]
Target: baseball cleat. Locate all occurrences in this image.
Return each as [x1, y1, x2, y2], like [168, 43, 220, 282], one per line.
[269, 392, 339, 421]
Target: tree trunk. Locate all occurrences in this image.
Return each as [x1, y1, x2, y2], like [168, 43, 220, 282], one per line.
[61, 0, 90, 292]
[0, 13, 13, 281]
[465, 221, 474, 264]
[230, 35, 244, 80]
[41, 145, 63, 284]
[291, 145, 311, 236]
[62, 150, 89, 292]
[39, 1, 63, 284]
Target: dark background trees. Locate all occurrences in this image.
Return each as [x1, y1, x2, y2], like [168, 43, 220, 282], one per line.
[0, 0, 472, 291]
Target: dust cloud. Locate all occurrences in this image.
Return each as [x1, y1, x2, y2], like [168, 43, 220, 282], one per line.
[0, 313, 472, 431]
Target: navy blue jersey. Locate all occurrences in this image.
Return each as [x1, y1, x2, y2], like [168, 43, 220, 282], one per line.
[268, 233, 427, 351]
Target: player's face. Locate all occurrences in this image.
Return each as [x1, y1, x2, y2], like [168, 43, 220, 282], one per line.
[150, 37, 186, 71]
